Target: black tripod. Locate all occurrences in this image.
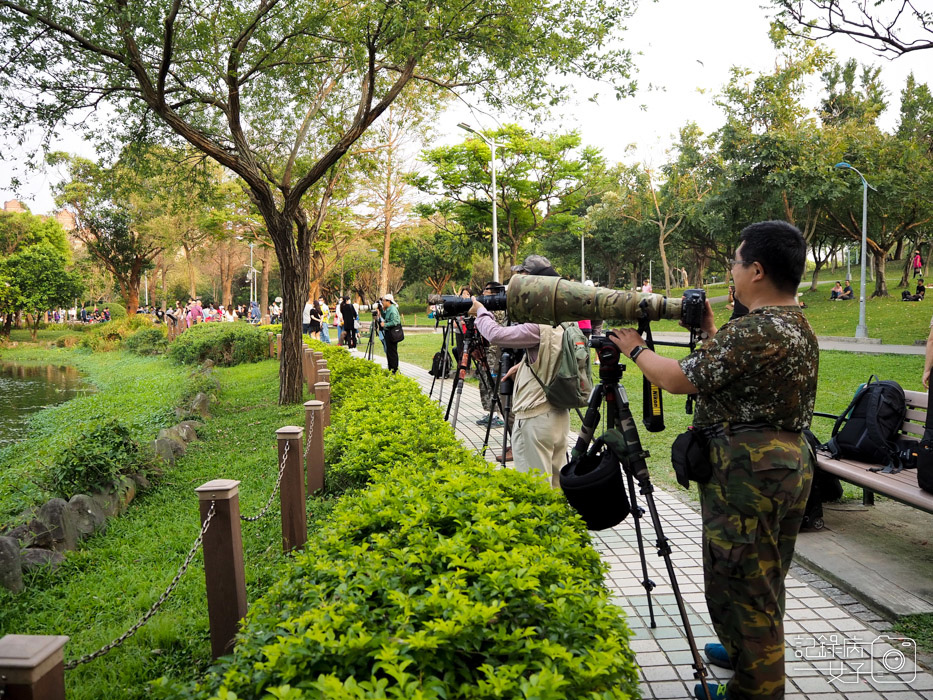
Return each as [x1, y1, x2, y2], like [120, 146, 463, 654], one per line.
[429, 317, 455, 403]
[574, 341, 712, 700]
[444, 317, 506, 436]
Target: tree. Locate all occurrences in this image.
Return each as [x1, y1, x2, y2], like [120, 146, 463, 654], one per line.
[395, 224, 472, 295]
[0, 210, 71, 259]
[0, 244, 83, 339]
[0, 0, 637, 404]
[774, 1, 933, 56]
[416, 126, 606, 273]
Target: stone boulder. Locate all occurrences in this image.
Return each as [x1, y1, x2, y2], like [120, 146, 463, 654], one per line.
[0, 536, 23, 592]
[153, 436, 185, 466]
[66, 494, 107, 539]
[189, 392, 211, 419]
[157, 426, 188, 450]
[174, 422, 199, 443]
[21, 548, 65, 573]
[4, 518, 48, 548]
[37, 498, 78, 552]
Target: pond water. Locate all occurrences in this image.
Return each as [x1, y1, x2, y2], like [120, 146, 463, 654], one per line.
[0, 362, 91, 447]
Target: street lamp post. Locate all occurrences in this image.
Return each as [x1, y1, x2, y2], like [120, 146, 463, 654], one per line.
[458, 123, 500, 282]
[834, 162, 875, 339]
[581, 231, 585, 281]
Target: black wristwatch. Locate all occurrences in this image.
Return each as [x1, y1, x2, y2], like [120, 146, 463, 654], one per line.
[629, 345, 649, 362]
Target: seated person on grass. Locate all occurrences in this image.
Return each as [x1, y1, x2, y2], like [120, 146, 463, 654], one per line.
[903, 279, 926, 302]
[837, 280, 853, 300]
[830, 281, 842, 300]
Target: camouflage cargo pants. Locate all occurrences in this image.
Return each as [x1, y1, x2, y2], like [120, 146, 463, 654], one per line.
[478, 344, 503, 413]
[698, 428, 813, 700]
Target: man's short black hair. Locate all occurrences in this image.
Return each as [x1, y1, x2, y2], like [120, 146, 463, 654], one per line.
[738, 220, 807, 295]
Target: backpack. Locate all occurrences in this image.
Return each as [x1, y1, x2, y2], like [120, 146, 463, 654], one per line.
[825, 376, 907, 471]
[429, 349, 454, 379]
[801, 428, 843, 530]
[916, 382, 933, 494]
[527, 323, 594, 409]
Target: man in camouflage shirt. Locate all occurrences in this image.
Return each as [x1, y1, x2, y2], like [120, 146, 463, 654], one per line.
[610, 220, 818, 700]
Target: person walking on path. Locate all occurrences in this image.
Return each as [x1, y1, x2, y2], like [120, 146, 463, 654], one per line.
[610, 220, 819, 700]
[913, 250, 923, 278]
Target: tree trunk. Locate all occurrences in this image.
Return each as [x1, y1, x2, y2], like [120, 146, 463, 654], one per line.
[871, 251, 889, 298]
[658, 232, 672, 295]
[182, 243, 197, 298]
[810, 263, 823, 292]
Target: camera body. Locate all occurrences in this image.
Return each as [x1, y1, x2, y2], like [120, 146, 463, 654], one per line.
[680, 288, 706, 329]
[588, 333, 621, 365]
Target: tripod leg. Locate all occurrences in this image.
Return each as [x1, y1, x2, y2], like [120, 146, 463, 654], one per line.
[447, 331, 472, 428]
[606, 384, 713, 697]
[429, 322, 450, 399]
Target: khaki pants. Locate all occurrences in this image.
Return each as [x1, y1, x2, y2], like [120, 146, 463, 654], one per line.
[513, 409, 570, 488]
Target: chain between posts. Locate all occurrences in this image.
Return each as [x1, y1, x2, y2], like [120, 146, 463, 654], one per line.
[63, 501, 217, 670]
[303, 411, 316, 462]
[240, 440, 290, 522]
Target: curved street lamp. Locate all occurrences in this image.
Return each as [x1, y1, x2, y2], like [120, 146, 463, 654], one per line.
[458, 122, 500, 282]
[834, 162, 876, 339]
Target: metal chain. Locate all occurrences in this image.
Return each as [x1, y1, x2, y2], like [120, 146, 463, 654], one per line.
[302, 412, 315, 462]
[240, 440, 290, 522]
[64, 501, 217, 670]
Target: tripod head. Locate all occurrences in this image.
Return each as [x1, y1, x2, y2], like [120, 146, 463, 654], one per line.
[588, 333, 625, 385]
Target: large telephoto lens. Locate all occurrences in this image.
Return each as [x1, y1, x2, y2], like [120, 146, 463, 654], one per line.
[506, 275, 684, 324]
[427, 293, 508, 319]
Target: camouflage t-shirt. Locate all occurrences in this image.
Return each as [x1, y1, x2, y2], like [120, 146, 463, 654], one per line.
[680, 306, 819, 431]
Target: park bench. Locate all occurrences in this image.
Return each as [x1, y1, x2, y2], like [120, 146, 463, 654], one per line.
[813, 388, 933, 517]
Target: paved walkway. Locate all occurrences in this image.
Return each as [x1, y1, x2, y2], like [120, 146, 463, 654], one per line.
[355, 348, 933, 699]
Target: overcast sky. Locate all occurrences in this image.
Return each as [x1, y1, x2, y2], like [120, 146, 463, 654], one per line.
[1, 0, 930, 215]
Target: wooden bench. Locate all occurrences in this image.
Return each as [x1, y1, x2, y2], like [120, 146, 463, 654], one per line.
[813, 389, 933, 516]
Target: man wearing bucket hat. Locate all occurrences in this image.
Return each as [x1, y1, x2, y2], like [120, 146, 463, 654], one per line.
[380, 293, 402, 373]
[469, 254, 569, 487]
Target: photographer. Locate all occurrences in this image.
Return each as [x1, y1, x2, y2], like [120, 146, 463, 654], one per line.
[476, 281, 506, 428]
[470, 255, 569, 487]
[381, 293, 401, 374]
[609, 221, 818, 700]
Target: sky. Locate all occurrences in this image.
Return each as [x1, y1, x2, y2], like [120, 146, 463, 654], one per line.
[1, 0, 930, 215]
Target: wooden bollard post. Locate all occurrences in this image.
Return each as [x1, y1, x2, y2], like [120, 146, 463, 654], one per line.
[315, 360, 327, 388]
[304, 401, 325, 495]
[318, 369, 331, 392]
[0, 634, 69, 700]
[314, 382, 331, 428]
[276, 427, 307, 552]
[268, 332, 274, 358]
[305, 348, 318, 393]
[276, 333, 282, 359]
[195, 479, 247, 660]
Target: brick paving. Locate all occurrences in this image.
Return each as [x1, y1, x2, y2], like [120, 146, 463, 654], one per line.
[356, 348, 933, 699]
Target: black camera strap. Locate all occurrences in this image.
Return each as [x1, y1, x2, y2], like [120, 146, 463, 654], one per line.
[638, 319, 665, 433]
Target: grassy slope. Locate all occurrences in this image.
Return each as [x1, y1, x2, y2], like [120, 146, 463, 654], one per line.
[0, 358, 335, 700]
[0, 349, 194, 521]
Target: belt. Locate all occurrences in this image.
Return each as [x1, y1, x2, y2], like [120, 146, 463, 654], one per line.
[699, 421, 802, 439]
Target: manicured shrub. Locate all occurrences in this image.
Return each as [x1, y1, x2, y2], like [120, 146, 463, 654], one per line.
[158, 365, 639, 700]
[168, 323, 268, 366]
[125, 327, 169, 356]
[79, 316, 153, 351]
[46, 419, 151, 498]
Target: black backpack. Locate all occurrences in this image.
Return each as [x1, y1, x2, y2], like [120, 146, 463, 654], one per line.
[826, 376, 907, 471]
[429, 350, 454, 379]
[916, 382, 933, 494]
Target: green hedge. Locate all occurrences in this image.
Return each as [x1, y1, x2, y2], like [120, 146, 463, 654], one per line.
[168, 323, 269, 366]
[125, 327, 169, 356]
[158, 349, 639, 699]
